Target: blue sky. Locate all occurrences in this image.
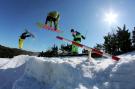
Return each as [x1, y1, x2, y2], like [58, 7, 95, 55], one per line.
[0, 0, 135, 52]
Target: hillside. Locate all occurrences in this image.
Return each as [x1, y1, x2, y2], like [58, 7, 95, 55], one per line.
[0, 45, 38, 58]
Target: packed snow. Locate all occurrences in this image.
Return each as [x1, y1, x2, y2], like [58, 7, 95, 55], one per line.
[0, 52, 135, 89]
[0, 55, 29, 89]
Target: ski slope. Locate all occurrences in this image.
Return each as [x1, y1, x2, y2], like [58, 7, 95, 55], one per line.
[0, 52, 135, 89]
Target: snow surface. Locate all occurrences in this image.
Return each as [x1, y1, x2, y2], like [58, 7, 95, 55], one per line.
[0, 52, 135, 89]
[0, 55, 29, 89]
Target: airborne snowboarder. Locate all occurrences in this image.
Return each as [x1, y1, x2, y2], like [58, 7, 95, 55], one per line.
[19, 30, 34, 49]
[45, 11, 60, 30]
[71, 29, 85, 54]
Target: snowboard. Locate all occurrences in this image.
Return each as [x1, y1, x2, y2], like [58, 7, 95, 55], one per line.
[36, 22, 62, 33]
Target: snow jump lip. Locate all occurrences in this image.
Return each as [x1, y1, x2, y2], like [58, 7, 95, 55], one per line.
[56, 36, 120, 61]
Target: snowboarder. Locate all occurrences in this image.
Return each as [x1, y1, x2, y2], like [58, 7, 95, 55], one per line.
[19, 30, 33, 49]
[71, 29, 85, 54]
[45, 11, 60, 30]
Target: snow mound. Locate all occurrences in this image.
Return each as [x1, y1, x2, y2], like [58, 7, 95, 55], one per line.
[13, 54, 135, 89]
[107, 58, 135, 89]
[1, 55, 29, 69]
[0, 55, 30, 89]
[0, 52, 134, 89]
[13, 57, 91, 89]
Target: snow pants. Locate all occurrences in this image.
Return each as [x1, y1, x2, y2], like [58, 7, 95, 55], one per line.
[45, 16, 58, 30]
[19, 38, 24, 49]
[71, 40, 80, 54]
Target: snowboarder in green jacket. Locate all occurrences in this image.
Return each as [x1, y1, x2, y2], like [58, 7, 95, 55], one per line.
[71, 29, 85, 54]
[45, 11, 60, 30]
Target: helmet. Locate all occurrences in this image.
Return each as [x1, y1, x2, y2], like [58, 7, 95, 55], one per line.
[71, 29, 74, 32]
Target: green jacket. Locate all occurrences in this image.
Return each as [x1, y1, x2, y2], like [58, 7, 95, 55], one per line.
[48, 11, 60, 21]
[72, 31, 85, 42]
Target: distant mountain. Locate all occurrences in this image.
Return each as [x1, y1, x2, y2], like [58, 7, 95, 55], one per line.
[0, 45, 39, 58]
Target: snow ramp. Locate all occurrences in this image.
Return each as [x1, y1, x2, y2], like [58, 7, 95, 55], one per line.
[12, 55, 135, 89]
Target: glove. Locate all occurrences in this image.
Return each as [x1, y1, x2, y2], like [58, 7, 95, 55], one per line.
[82, 36, 85, 39]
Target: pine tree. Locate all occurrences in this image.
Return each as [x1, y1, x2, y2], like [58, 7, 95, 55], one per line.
[51, 44, 58, 55]
[94, 44, 104, 50]
[103, 33, 113, 54]
[117, 24, 132, 53]
[132, 27, 135, 49]
[60, 44, 71, 54]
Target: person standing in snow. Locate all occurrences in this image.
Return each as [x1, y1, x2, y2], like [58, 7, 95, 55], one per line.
[19, 30, 33, 49]
[71, 29, 85, 54]
[45, 11, 60, 30]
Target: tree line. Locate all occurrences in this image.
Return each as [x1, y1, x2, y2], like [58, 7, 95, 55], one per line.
[94, 24, 135, 55]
